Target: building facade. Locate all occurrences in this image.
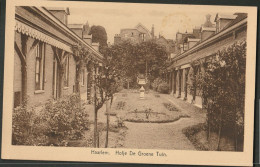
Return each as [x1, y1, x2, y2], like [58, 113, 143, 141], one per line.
[114, 23, 154, 44]
[167, 13, 247, 108]
[14, 6, 103, 108]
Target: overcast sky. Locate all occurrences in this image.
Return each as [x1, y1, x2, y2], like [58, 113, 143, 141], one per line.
[66, 2, 233, 44]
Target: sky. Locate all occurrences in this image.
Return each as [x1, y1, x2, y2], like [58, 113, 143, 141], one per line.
[66, 2, 233, 44]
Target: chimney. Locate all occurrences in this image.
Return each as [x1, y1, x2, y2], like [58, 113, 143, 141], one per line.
[193, 27, 201, 39]
[151, 24, 154, 38]
[83, 21, 90, 35]
[200, 14, 216, 41]
[114, 34, 121, 45]
[47, 7, 70, 25]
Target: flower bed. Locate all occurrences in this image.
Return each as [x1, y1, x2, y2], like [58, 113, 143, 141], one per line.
[124, 108, 189, 123]
[163, 102, 179, 112]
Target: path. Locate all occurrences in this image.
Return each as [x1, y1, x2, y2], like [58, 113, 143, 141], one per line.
[119, 90, 206, 150]
[124, 120, 195, 150]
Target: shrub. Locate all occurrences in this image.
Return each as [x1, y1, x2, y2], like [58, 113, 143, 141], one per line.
[154, 94, 160, 98]
[116, 101, 126, 110]
[157, 82, 169, 94]
[151, 78, 163, 91]
[44, 94, 89, 144]
[12, 94, 89, 146]
[12, 105, 40, 145]
[163, 102, 179, 111]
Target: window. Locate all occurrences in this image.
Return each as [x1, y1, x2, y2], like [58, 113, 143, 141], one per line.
[141, 33, 145, 41]
[63, 56, 69, 87]
[35, 42, 45, 91]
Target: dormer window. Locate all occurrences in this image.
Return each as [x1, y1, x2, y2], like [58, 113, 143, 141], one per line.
[214, 13, 237, 33]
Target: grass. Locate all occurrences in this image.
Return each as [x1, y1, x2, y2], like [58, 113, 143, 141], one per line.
[182, 123, 242, 151]
[182, 123, 209, 151]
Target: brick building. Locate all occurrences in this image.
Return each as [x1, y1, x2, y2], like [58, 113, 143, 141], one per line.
[114, 23, 154, 44]
[166, 13, 247, 108]
[14, 7, 103, 108]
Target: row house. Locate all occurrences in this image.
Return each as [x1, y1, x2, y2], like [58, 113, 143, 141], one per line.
[166, 13, 247, 108]
[13, 6, 103, 108]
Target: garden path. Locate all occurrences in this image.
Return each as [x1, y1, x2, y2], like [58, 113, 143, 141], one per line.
[116, 90, 206, 150]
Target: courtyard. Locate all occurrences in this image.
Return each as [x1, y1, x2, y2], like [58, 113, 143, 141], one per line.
[69, 89, 206, 150]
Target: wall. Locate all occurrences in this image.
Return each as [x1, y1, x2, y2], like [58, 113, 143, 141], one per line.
[220, 19, 232, 31]
[120, 29, 141, 43]
[201, 30, 215, 41]
[63, 54, 76, 96]
[26, 40, 54, 107]
[14, 32, 22, 93]
[70, 28, 83, 38]
[48, 10, 67, 25]
[14, 32, 78, 107]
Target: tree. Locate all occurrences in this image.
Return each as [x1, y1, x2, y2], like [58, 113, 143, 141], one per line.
[105, 41, 168, 89]
[72, 44, 91, 97]
[102, 46, 124, 147]
[89, 25, 108, 52]
[197, 41, 246, 151]
[136, 41, 168, 84]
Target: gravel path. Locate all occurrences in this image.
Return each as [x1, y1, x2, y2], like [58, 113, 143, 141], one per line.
[123, 120, 195, 150]
[121, 91, 206, 150]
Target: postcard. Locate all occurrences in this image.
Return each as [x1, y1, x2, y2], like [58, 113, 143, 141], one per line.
[1, 0, 257, 166]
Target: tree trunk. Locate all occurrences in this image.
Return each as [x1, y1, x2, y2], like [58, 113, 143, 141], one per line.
[105, 100, 110, 148]
[217, 108, 223, 151]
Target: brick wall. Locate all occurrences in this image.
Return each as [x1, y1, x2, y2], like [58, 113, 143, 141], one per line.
[27, 42, 54, 106]
[63, 54, 76, 96]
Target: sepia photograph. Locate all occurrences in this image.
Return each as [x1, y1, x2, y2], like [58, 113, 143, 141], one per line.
[1, 0, 257, 166]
